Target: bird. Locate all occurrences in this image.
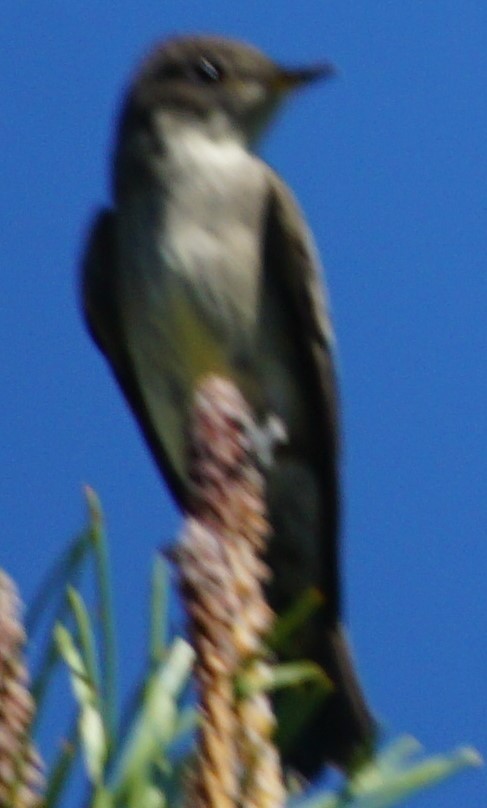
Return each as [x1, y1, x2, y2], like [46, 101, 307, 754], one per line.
[81, 34, 375, 777]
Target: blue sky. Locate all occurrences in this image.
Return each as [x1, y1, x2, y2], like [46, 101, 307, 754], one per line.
[2, 2, 486, 805]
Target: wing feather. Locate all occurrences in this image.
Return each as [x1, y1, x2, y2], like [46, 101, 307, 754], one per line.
[80, 209, 187, 505]
[263, 170, 342, 616]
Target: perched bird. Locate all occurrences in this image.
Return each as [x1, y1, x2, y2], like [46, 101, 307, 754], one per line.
[81, 35, 375, 776]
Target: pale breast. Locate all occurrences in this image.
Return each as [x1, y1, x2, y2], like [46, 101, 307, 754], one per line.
[158, 121, 268, 337]
[115, 117, 270, 479]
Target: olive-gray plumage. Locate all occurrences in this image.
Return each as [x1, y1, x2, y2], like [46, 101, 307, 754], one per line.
[82, 35, 374, 775]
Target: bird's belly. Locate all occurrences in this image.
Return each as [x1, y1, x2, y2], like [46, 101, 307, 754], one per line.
[119, 239, 263, 483]
[117, 195, 309, 489]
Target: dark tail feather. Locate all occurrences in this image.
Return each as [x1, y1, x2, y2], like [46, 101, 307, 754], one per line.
[281, 623, 376, 778]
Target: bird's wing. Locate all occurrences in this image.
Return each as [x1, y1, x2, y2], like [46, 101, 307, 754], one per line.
[80, 208, 187, 505]
[263, 169, 342, 617]
[262, 172, 376, 774]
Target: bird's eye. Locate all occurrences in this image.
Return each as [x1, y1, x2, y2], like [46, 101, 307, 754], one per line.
[192, 56, 225, 83]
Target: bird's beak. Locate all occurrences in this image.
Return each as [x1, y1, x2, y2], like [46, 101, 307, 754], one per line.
[274, 62, 337, 92]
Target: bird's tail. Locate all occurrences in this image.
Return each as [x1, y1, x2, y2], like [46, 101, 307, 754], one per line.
[279, 622, 376, 778]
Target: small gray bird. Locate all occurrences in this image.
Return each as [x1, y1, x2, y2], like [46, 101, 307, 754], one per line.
[81, 35, 375, 776]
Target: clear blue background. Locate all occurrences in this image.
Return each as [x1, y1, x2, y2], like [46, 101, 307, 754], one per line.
[2, 2, 486, 806]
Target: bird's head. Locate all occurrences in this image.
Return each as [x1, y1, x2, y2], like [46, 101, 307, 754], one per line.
[124, 35, 335, 147]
